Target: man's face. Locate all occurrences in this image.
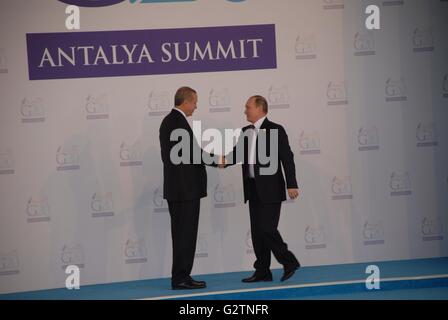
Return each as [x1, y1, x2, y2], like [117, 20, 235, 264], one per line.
[244, 97, 264, 123]
[183, 93, 198, 117]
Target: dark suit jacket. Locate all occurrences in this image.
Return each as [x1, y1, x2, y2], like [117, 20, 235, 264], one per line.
[227, 118, 298, 203]
[159, 109, 217, 202]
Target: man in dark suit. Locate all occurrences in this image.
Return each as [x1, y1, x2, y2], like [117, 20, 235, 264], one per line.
[159, 86, 220, 290]
[224, 95, 301, 282]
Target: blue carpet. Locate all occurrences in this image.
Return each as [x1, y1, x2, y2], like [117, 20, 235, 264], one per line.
[1, 257, 447, 300]
[297, 287, 448, 300]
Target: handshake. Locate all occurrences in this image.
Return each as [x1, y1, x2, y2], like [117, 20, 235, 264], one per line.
[218, 155, 227, 169]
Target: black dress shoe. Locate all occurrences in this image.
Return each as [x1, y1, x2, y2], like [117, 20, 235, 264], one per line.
[281, 264, 300, 282]
[242, 273, 273, 283]
[190, 278, 206, 286]
[172, 279, 206, 290]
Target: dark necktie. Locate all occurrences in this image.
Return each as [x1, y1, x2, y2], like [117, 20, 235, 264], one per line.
[248, 125, 257, 178]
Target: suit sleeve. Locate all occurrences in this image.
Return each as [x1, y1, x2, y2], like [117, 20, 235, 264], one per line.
[279, 126, 298, 188]
[224, 129, 245, 167]
[191, 137, 219, 167]
[161, 117, 219, 167]
[159, 121, 171, 165]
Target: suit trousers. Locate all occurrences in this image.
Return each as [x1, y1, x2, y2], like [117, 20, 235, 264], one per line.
[168, 199, 200, 285]
[247, 179, 299, 274]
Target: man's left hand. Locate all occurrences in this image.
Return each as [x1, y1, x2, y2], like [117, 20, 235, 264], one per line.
[288, 188, 299, 200]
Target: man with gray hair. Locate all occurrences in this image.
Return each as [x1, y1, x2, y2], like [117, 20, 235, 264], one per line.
[159, 86, 220, 290]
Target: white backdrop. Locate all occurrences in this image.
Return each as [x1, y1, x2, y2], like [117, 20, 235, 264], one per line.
[0, 0, 447, 294]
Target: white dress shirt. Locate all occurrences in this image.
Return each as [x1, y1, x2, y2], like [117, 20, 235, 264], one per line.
[248, 116, 267, 178]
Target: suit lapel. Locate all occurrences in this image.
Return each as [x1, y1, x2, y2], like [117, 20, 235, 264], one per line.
[260, 117, 269, 130]
[254, 118, 269, 176]
[255, 118, 272, 176]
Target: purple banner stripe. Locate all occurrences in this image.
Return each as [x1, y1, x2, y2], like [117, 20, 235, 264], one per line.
[27, 24, 277, 80]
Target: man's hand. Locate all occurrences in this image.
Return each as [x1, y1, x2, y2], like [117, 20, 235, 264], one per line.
[218, 155, 226, 169]
[288, 188, 299, 200]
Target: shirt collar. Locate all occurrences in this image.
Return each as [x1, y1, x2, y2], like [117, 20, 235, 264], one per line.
[252, 116, 267, 130]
